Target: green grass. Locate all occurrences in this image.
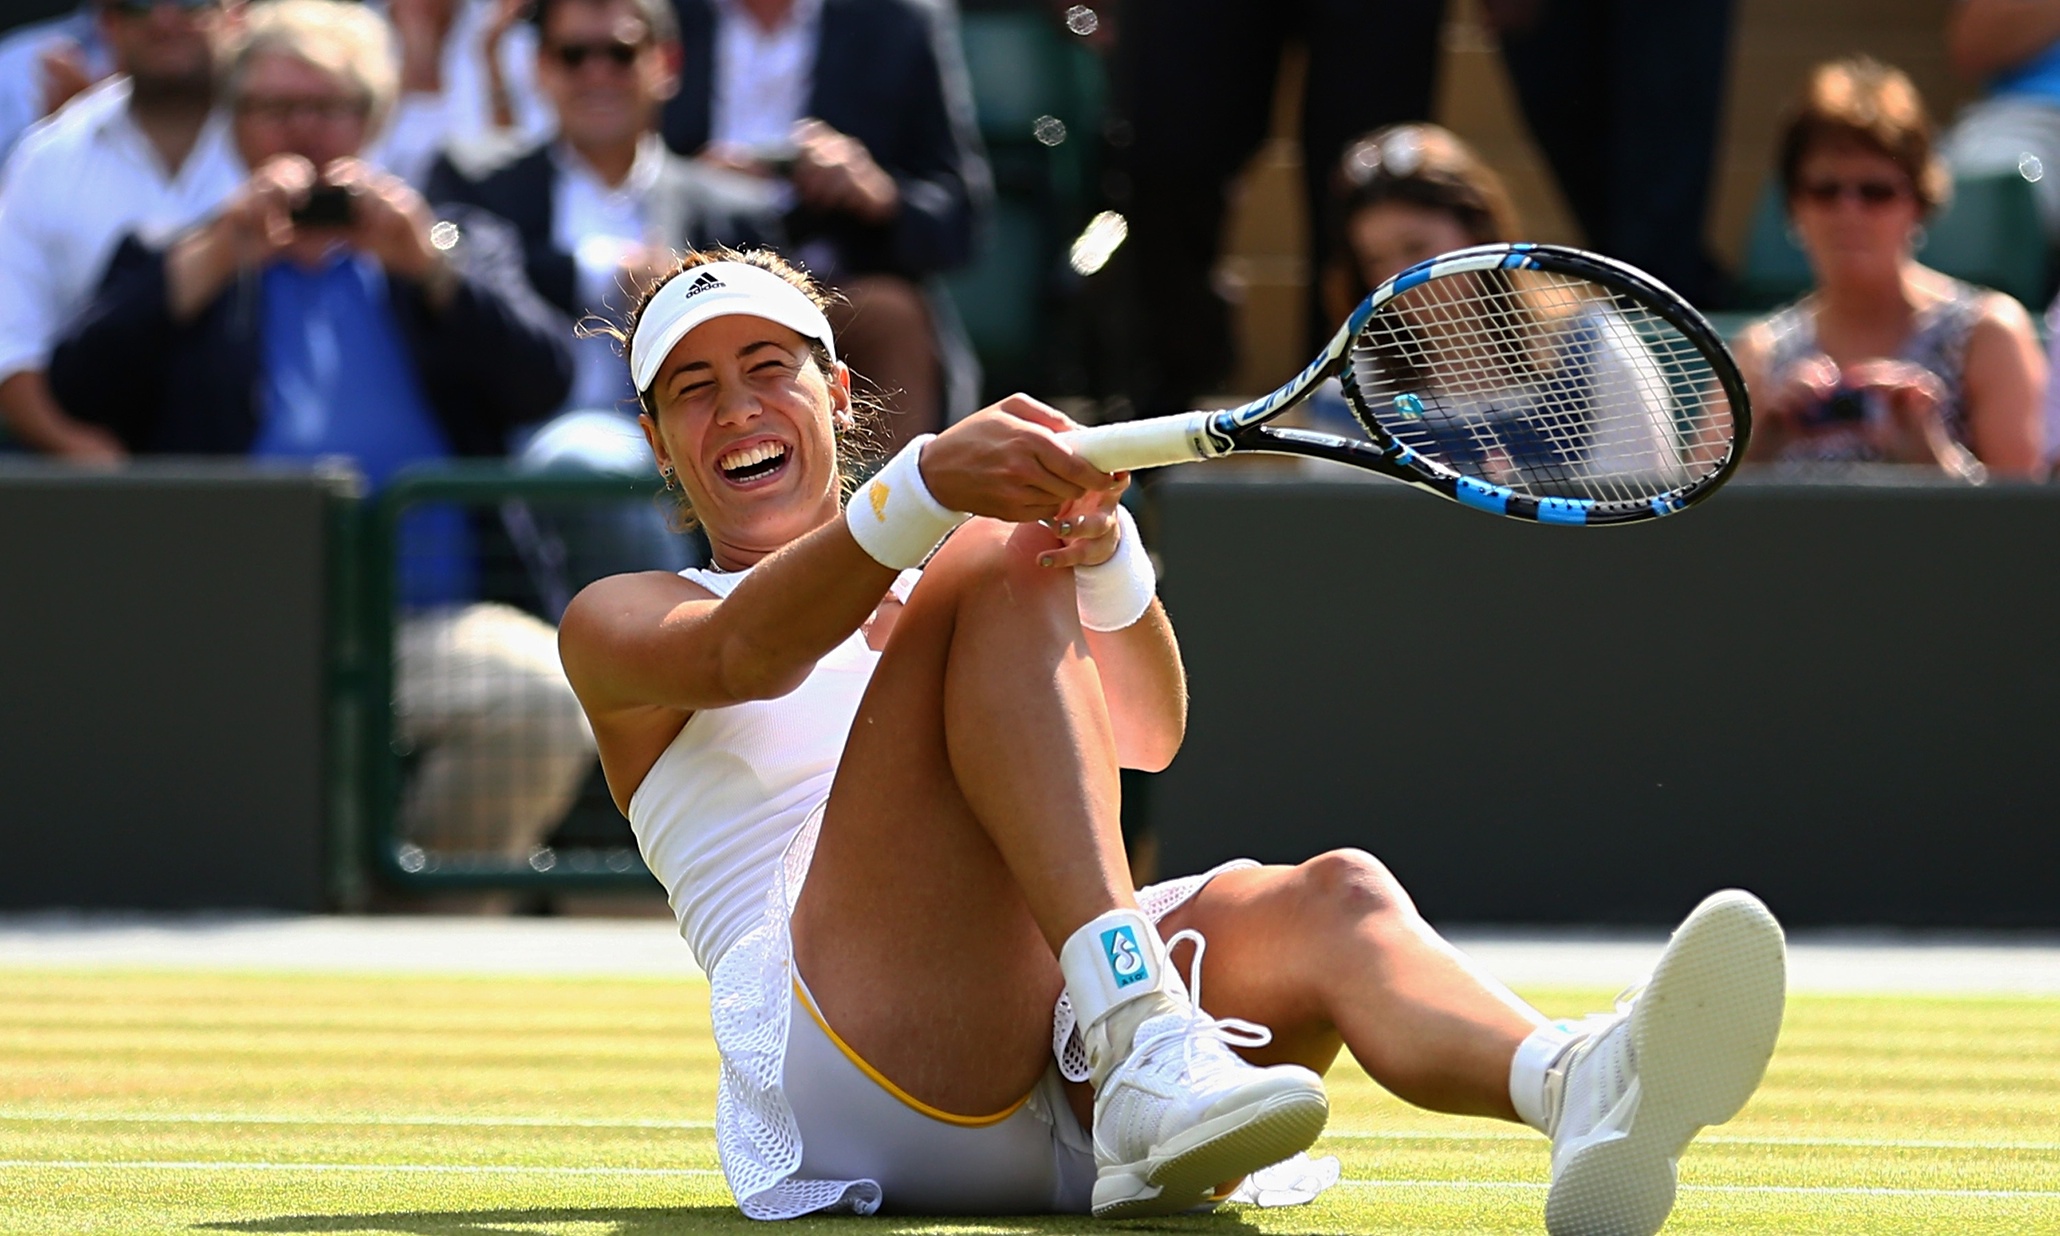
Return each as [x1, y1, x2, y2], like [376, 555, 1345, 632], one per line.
[3, 970, 2056, 1234]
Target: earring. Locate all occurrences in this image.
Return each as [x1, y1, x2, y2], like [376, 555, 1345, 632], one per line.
[1911, 224, 1929, 251]
[660, 467, 678, 491]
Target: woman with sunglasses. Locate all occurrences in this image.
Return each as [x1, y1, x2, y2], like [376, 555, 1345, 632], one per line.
[1736, 56, 2046, 478]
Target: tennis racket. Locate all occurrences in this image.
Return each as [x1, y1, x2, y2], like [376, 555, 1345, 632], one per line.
[1062, 243, 1750, 525]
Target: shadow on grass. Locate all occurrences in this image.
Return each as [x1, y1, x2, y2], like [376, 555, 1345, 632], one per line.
[199, 1206, 1270, 1235]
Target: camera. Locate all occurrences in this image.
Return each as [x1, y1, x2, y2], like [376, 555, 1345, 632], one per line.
[290, 182, 356, 228]
[1804, 387, 1869, 427]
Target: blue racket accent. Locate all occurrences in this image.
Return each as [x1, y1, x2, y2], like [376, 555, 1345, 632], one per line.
[1536, 498, 1590, 526]
[1394, 393, 1426, 418]
[1391, 263, 1436, 293]
[1452, 476, 1511, 516]
[1650, 495, 1685, 518]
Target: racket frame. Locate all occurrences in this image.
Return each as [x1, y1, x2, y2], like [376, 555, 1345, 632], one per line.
[1067, 243, 1752, 526]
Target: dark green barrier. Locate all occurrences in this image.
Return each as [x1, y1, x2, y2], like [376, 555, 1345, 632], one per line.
[1149, 466, 2060, 928]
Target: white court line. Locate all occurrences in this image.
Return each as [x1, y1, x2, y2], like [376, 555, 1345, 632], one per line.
[0, 1111, 713, 1131]
[0, 1160, 718, 1177]
[0, 1160, 2051, 1200]
[1338, 1179, 2060, 1200]
[5, 1111, 2056, 1154]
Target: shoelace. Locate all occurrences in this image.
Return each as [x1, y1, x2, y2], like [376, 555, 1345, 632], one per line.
[1129, 929, 1274, 1077]
[1541, 981, 1645, 1136]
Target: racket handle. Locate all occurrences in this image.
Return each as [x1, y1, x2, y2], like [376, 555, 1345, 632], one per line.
[1062, 412, 1225, 473]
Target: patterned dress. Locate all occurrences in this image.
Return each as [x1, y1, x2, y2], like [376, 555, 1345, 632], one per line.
[1754, 278, 1986, 462]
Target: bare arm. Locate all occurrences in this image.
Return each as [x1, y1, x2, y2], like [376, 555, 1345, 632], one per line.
[1960, 292, 2047, 476]
[1949, 0, 2060, 80]
[1085, 602, 1187, 772]
[0, 369, 124, 462]
[562, 399, 1126, 721]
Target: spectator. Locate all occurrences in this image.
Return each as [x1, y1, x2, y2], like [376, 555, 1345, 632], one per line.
[1323, 123, 1521, 318]
[431, 0, 778, 609]
[47, 0, 591, 863]
[377, 0, 555, 188]
[1945, 0, 2060, 245]
[1114, 0, 1446, 422]
[1735, 57, 2046, 481]
[659, 0, 990, 449]
[0, 0, 244, 461]
[0, 2, 114, 163]
[1479, 0, 1734, 307]
[1303, 123, 1520, 438]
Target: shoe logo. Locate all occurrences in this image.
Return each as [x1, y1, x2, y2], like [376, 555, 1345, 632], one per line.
[680, 271, 724, 299]
[1101, 925, 1149, 988]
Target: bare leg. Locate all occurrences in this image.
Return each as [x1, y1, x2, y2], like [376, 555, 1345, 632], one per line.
[1158, 850, 1544, 1120]
[791, 520, 1137, 1115]
[827, 274, 941, 453]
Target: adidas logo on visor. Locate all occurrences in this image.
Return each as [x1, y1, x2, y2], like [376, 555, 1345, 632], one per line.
[680, 271, 724, 299]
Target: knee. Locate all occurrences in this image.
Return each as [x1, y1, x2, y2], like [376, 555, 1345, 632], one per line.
[1296, 848, 1415, 927]
[926, 518, 1068, 606]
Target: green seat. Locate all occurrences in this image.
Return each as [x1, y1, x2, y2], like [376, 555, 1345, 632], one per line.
[1737, 172, 2050, 311]
[941, 8, 1108, 400]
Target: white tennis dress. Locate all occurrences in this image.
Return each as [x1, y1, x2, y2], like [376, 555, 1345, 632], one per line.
[626, 564, 1316, 1219]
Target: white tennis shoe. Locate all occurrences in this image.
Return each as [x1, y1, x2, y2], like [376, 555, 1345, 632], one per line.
[1540, 889, 1788, 1236]
[1088, 929, 1331, 1219]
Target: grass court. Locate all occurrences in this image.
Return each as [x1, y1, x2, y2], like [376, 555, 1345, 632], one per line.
[3, 968, 2056, 1235]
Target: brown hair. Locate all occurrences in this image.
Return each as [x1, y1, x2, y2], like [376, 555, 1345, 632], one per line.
[612, 247, 880, 532]
[1329, 123, 1520, 298]
[1778, 56, 1950, 218]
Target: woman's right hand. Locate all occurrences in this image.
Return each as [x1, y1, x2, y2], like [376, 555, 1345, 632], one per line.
[1755, 353, 1844, 451]
[918, 394, 1122, 522]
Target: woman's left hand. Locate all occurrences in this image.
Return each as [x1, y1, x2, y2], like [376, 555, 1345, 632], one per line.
[1846, 360, 1961, 467]
[1038, 479, 1131, 569]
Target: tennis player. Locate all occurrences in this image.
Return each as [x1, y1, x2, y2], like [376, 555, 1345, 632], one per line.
[557, 248, 1789, 1233]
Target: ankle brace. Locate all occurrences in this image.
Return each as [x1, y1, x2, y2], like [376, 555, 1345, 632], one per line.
[1509, 1019, 1582, 1135]
[1060, 908, 1188, 1083]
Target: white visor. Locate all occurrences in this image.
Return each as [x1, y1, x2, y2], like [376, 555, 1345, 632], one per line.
[629, 261, 838, 395]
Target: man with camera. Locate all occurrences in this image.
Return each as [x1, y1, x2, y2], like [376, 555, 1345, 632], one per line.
[49, 0, 596, 870]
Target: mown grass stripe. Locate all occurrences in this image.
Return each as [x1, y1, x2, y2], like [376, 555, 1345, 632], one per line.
[1, 1160, 2051, 1201]
[4, 1112, 2052, 1153]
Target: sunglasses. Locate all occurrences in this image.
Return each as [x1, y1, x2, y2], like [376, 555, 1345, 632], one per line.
[548, 39, 642, 69]
[1797, 178, 1908, 207]
[102, 0, 217, 14]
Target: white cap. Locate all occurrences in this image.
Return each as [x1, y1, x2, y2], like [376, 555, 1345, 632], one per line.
[628, 260, 838, 394]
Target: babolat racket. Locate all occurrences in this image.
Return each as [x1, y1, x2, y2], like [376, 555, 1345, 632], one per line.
[1063, 243, 1750, 525]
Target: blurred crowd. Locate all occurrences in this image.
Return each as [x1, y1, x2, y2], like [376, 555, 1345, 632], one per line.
[6, 0, 2060, 863]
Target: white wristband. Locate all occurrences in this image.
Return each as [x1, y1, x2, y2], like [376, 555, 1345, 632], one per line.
[846, 434, 971, 570]
[1075, 504, 1156, 631]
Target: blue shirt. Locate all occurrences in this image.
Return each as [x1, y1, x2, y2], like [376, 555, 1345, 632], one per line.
[255, 252, 474, 607]
[1990, 39, 2060, 104]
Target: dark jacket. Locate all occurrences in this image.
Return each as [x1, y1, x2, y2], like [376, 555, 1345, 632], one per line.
[48, 207, 572, 458]
[661, 0, 989, 280]
[425, 140, 780, 320]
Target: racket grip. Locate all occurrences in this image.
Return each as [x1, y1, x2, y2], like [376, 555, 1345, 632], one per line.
[1062, 412, 1224, 473]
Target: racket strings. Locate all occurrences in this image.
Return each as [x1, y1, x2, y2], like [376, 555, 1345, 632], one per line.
[1346, 268, 1734, 505]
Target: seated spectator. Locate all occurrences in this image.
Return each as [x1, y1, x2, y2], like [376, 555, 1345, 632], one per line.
[1324, 123, 1522, 316]
[378, 0, 555, 187]
[660, 0, 990, 449]
[431, 0, 782, 609]
[47, 0, 592, 864]
[1736, 57, 2046, 481]
[1945, 0, 2060, 246]
[0, 1, 113, 163]
[1306, 123, 1521, 438]
[0, 0, 244, 461]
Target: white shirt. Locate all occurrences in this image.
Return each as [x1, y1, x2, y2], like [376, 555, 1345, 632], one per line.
[710, 0, 824, 153]
[0, 77, 242, 383]
[375, 0, 554, 188]
[551, 135, 667, 411]
[0, 7, 113, 165]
